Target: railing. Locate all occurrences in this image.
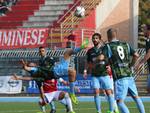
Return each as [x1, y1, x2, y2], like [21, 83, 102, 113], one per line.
[49, 0, 101, 41]
[60, 0, 101, 31]
[0, 48, 148, 79]
[56, 0, 81, 24]
[133, 49, 148, 80]
[47, 28, 95, 48]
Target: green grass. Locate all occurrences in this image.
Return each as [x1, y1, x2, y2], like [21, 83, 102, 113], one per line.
[0, 102, 150, 113]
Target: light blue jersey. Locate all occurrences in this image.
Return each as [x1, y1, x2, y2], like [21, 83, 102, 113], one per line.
[53, 57, 70, 77]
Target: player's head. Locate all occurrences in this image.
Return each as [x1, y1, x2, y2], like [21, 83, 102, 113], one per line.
[66, 34, 76, 48]
[92, 33, 102, 47]
[39, 46, 46, 57]
[107, 28, 117, 42]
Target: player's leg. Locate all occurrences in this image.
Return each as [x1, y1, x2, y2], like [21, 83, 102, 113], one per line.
[44, 92, 57, 113]
[49, 101, 56, 113]
[68, 68, 79, 105]
[57, 91, 75, 113]
[101, 76, 115, 113]
[109, 78, 119, 113]
[92, 76, 101, 113]
[39, 103, 56, 113]
[59, 98, 70, 112]
[38, 98, 46, 113]
[53, 58, 78, 104]
[115, 78, 130, 113]
[128, 77, 145, 113]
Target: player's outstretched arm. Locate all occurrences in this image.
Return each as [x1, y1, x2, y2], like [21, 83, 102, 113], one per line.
[21, 59, 33, 72]
[11, 73, 33, 81]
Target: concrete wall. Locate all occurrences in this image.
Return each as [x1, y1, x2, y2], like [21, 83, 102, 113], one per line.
[95, 0, 139, 48]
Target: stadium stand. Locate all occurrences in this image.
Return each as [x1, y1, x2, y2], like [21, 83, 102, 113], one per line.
[0, 0, 101, 48]
[0, 0, 46, 28]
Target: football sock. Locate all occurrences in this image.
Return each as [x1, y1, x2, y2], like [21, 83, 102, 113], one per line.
[134, 98, 145, 113]
[107, 94, 115, 112]
[69, 82, 75, 94]
[94, 94, 101, 112]
[49, 101, 56, 110]
[65, 93, 73, 112]
[117, 101, 129, 113]
[60, 98, 67, 105]
[38, 102, 46, 112]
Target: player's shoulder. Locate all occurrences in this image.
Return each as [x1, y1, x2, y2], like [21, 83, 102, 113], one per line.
[108, 40, 125, 46]
[87, 47, 95, 53]
[45, 56, 54, 62]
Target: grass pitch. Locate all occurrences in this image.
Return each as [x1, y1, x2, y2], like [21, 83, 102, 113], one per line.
[0, 102, 150, 113]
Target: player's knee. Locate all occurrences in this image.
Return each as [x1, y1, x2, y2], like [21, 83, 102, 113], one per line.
[133, 95, 139, 99]
[59, 91, 66, 100]
[94, 89, 100, 94]
[105, 89, 113, 95]
[64, 92, 70, 99]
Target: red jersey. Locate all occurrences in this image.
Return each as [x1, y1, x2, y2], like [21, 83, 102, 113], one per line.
[43, 79, 57, 93]
[106, 65, 113, 79]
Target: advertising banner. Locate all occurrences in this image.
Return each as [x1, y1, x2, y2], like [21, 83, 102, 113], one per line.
[0, 28, 48, 49]
[27, 75, 94, 94]
[0, 76, 22, 94]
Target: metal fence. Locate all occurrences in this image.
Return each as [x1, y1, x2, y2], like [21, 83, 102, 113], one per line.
[0, 48, 148, 76]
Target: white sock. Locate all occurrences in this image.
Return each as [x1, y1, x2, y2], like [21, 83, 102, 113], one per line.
[64, 93, 73, 112]
[38, 102, 46, 112]
[59, 98, 67, 105]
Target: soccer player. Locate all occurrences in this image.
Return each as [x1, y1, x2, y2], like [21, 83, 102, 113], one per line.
[21, 41, 88, 105]
[38, 46, 56, 113]
[84, 33, 115, 113]
[101, 28, 145, 113]
[12, 74, 75, 113]
[105, 65, 119, 113]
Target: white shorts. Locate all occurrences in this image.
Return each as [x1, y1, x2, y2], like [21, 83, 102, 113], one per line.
[44, 91, 62, 103]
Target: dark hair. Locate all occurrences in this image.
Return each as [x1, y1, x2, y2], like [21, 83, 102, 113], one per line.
[92, 33, 101, 39]
[39, 46, 45, 50]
